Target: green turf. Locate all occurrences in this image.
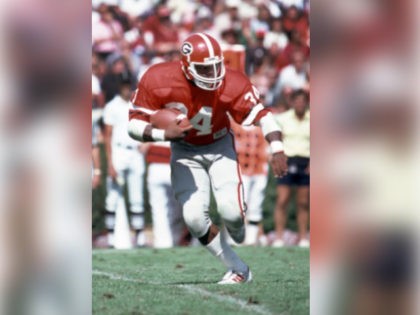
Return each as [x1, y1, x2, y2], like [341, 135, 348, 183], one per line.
[93, 246, 309, 315]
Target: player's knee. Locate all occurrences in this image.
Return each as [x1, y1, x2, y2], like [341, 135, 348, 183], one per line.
[218, 201, 244, 226]
[182, 206, 209, 237]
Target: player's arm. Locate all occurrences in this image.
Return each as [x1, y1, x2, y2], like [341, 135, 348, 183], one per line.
[128, 78, 192, 142]
[128, 118, 190, 142]
[256, 112, 288, 178]
[229, 81, 287, 177]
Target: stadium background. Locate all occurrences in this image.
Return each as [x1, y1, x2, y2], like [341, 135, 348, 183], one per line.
[92, 0, 310, 243]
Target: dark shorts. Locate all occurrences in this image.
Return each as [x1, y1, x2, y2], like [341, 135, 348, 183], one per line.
[276, 156, 309, 186]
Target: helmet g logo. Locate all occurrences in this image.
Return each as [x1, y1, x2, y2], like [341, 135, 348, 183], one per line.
[181, 42, 193, 55]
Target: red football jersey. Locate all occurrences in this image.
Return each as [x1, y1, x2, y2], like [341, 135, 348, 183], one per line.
[129, 61, 267, 145]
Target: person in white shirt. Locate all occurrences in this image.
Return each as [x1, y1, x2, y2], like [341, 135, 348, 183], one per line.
[103, 78, 146, 247]
[272, 50, 309, 104]
[263, 19, 289, 51]
[272, 89, 310, 247]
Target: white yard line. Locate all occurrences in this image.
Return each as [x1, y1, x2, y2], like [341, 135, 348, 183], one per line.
[178, 284, 275, 315]
[93, 270, 278, 315]
[93, 270, 161, 285]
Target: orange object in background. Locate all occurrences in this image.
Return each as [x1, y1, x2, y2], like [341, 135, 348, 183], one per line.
[230, 119, 268, 176]
[223, 45, 246, 73]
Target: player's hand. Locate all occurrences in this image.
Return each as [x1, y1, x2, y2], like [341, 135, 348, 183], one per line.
[270, 151, 288, 178]
[164, 120, 193, 141]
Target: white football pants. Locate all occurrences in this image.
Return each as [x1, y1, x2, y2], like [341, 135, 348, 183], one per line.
[170, 134, 246, 239]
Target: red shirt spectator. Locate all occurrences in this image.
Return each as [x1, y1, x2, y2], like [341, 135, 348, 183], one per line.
[282, 5, 309, 40]
[143, 5, 179, 46]
[275, 29, 309, 71]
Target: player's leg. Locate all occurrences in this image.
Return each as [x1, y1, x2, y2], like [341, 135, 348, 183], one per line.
[171, 153, 249, 282]
[147, 163, 174, 248]
[209, 153, 246, 244]
[171, 157, 212, 240]
[273, 184, 292, 246]
[204, 140, 252, 283]
[244, 174, 268, 245]
[126, 151, 146, 246]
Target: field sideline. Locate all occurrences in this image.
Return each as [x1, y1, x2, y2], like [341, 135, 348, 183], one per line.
[93, 246, 309, 315]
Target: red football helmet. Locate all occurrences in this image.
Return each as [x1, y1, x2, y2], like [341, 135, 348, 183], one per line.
[180, 33, 225, 91]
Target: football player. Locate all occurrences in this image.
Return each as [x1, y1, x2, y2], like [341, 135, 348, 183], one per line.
[128, 33, 288, 284]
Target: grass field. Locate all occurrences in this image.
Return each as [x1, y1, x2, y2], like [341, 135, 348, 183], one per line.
[93, 246, 309, 315]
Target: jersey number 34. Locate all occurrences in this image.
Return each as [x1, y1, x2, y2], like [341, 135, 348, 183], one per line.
[190, 106, 213, 135]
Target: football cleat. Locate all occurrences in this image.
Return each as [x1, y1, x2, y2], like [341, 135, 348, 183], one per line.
[217, 268, 252, 285]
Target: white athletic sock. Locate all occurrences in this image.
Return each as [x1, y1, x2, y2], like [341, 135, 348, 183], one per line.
[244, 224, 259, 245]
[206, 231, 248, 273]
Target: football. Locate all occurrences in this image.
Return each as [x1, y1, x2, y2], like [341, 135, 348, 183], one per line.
[150, 108, 191, 129]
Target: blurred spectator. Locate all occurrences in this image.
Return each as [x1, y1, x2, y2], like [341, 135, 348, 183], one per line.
[120, 40, 142, 78]
[92, 4, 124, 60]
[103, 78, 146, 248]
[119, 0, 156, 18]
[272, 89, 310, 247]
[250, 3, 271, 35]
[125, 15, 148, 48]
[263, 18, 289, 51]
[275, 29, 309, 71]
[92, 0, 119, 8]
[250, 61, 278, 105]
[108, 4, 131, 32]
[92, 52, 107, 81]
[192, 6, 218, 38]
[101, 54, 136, 103]
[278, 0, 305, 10]
[272, 50, 309, 105]
[281, 4, 308, 40]
[143, 4, 179, 47]
[220, 28, 241, 46]
[214, 0, 243, 38]
[245, 30, 268, 75]
[167, 0, 199, 28]
[92, 73, 104, 109]
[142, 142, 185, 248]
[92, 122, 102, 189]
